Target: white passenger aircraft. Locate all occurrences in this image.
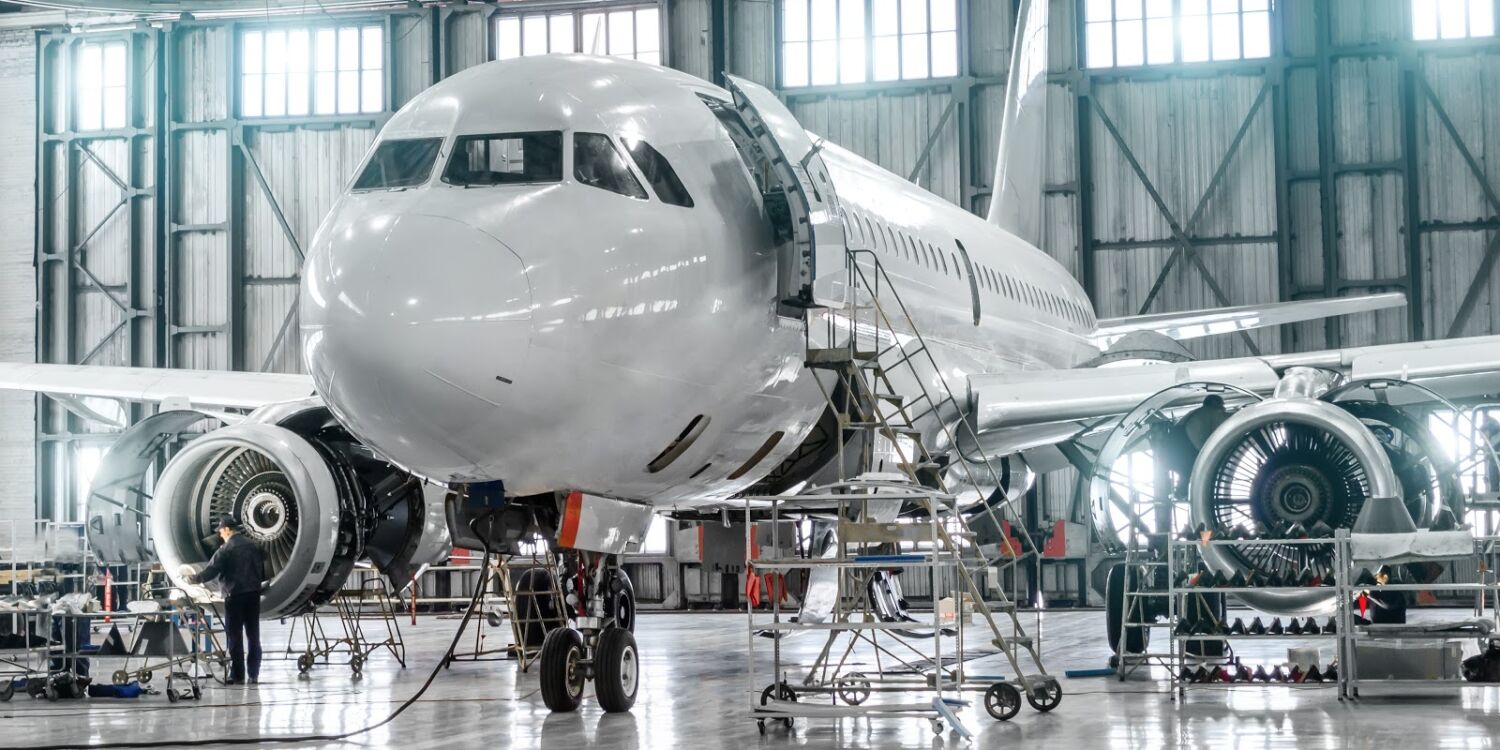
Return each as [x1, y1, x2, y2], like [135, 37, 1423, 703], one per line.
[5, 0, 1500, 714]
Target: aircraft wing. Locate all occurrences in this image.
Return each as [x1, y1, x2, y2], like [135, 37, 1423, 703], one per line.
[1090, 292, 1407, 348]
[965, 334, 1500, 458]
[0, 362, 316, 412]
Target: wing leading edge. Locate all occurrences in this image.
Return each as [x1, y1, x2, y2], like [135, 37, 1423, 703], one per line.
[0, 362, 315, 412]
[1091, 292, 1407, 348]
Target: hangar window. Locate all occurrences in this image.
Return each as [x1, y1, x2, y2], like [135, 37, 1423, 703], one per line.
[240, 24, 384, 117]
[495, 6, 661, 64]
[1412, 0, 1496, 39]
[352, 138, 444, 190]
[76, 41, 128, 131]
[781, 0, 959, 88]
[444, 131, 563, 186]
[623, 138, 695, 207]
[1084, 0, 1271, 69]
[575, 132, 649, 199]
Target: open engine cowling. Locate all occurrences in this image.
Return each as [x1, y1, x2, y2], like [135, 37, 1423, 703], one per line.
[1185, 377, 1461, 614]
[90, 402, 449, 620]
[1187, 397, 1405, 614]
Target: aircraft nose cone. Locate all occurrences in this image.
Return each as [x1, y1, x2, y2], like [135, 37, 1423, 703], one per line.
[301, 213, 534, 478]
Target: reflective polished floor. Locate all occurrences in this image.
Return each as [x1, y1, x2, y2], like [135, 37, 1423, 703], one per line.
[5, 609, 1500, 748]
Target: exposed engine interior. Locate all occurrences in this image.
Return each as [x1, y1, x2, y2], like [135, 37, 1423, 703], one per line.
[91, 402, 448, 620]
[1095, 369, 1487, 653]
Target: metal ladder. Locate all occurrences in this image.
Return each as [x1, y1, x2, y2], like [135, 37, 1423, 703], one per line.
[495, 552, 567, 672]
[800, 244, 1054, 694]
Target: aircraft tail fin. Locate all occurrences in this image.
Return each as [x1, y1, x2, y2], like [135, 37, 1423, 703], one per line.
[986, 0, 1050, 247]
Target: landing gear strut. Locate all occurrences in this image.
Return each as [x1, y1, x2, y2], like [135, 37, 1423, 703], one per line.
[537, 552, 639, 713]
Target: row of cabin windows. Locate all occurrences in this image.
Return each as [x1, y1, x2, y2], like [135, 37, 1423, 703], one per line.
[843, 207, 1093, 329]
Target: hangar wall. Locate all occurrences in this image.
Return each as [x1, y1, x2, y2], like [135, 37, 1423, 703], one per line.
[0, 27, 35, 555]
[3, 1, 1500, 587]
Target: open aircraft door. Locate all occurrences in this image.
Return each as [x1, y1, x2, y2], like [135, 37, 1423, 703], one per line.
[723, 75, 848, 313]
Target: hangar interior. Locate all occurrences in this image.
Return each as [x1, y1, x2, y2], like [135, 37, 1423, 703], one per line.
[2, 0, 1500, 746]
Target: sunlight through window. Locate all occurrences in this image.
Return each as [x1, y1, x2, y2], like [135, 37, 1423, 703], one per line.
[241, 24, 383, 118]
[1412, 0, 1496, 40]
[75, 41, 127, 131]
[1085, 0, 1272, 69]
[496, 6, 660, 64]
[783, 0, 957, 88]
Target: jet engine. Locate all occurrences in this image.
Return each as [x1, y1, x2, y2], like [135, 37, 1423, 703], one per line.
[90, 401, 448, 619]
[1184, 373, 1460, 615]
[1096, 370, 1477, 655]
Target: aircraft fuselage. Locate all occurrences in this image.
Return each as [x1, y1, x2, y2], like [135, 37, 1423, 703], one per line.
[299, 55, 1098, 507]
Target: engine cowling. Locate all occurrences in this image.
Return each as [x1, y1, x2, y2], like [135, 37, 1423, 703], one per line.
[90, 402, 448, 620]
[1187, 397, 1406, 614]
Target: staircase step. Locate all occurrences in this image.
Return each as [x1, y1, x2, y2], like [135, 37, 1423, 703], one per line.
[806, 348, 877, 365]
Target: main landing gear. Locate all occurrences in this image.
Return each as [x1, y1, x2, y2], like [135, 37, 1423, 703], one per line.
[538, 552, 639, 713]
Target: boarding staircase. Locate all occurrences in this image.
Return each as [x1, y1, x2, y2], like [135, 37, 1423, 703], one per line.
[719, 72, 1054, 697]
[799, 245, 1055, 694]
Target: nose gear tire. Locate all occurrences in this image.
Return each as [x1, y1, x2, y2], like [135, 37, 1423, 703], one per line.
[593, 627, 639, 713]
[539, 628, 586, 712]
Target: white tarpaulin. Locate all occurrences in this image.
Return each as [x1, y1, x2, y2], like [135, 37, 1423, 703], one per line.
[1349, 530, 1475, 563]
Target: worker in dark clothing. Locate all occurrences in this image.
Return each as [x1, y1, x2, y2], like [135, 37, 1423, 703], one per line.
[1158, 395, 1231, 499]
[1180, 394, 1230, 449]
[187, 515, 265, 685]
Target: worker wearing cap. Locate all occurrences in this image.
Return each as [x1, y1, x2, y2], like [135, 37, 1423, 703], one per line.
[186, 515, 266, 685]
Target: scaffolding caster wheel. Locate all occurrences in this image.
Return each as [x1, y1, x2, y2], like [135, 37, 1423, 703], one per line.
[111, 670, 129, 686]
[297, 653, 315, 674]
[1025, 676, 1063, 713]
[757, 720, 766, 735]
[931, 719, 944, 735]
[985, 682, 1022, 721]
[350, 654, 364, 678]
[759, 682, 796, 728]
[139, 669, 153, 684]
[835, 673, 871, 705]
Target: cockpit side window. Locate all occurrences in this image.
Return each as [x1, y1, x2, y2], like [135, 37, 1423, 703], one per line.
[622, 138, 695, 208]
[443, 131, 563, 186]
[352, 138, 444, 191]
[574, 133, 648, 199]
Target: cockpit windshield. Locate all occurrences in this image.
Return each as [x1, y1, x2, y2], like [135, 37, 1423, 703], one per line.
[352, 138, 444, 191]
[444, 131, 564, 186]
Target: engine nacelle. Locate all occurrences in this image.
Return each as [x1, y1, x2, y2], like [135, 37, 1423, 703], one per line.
[91, 402, 447, 619]
[1187, 395, 1433, 614]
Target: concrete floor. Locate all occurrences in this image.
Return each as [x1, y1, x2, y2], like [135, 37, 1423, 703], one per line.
[4, 608, 1500, 748]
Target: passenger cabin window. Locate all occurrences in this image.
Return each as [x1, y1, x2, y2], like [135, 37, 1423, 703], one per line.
[575, 133, 648, 199]
[623, 138, 694, 207]
[444, 131, 563, 186]
[353, 137, 444, 190]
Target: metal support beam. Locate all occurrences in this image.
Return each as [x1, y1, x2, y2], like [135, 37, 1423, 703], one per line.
[908, 94, 959, 185]
[1418, 74, 1500, 338]
[1401, 63, 1425, 341]
[1134, 83, 1271, 317]
[1090, 96, 1262, 355]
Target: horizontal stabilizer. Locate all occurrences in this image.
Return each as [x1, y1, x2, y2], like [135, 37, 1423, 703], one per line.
[1091, 293, 1406, 348]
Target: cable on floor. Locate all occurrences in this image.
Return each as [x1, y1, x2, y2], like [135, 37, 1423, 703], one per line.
[12, 512, 500, 750]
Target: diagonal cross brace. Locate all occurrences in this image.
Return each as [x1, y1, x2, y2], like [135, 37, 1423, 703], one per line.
[236, 137, 306, 371]
[1091, 88, 1267, 355]
[1418, 76, 1500, 339]
[1136, 84, 1270, 317]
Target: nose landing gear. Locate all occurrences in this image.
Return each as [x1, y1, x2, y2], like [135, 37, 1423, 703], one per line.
[537, 553, 639, 713]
